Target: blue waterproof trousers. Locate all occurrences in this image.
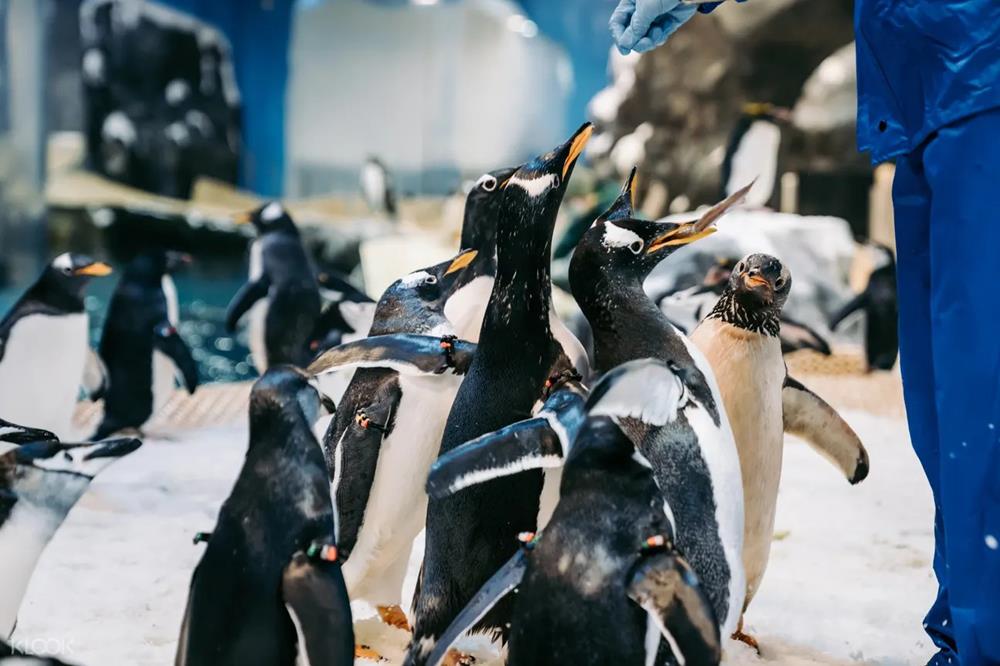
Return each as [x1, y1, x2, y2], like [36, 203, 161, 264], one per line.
[892, 109, 1000, 665]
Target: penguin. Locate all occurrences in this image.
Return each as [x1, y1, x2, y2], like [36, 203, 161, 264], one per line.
[405, 123, 593, 666]
[226, 202, 322, 371]
[689, 253, 870, 649]
[360, 156, 398, 218]
[91, 251, 198, 440]
[176, 367, 353, 666]
[305, 251, 478, 655]
[658, 257, 832, 355]
[422, 171, 749, 643]
[422, 360, 723, 666]
[829, 242, 898, 371]
[719, 103, 789, 209]
[0, 253, 113, 438]
[0, 419, 142, 638]
[309, 269, 377, 352]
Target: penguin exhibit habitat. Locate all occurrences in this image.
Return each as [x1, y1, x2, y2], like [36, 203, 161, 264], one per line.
[0, 0, 955, 665]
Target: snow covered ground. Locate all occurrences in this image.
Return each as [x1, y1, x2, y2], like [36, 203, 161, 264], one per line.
[12, 407, 936, 665]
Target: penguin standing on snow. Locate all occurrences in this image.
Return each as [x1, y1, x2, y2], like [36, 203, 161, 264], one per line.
[405, 123, 593, 666]
[423, 360, 723, 666]
[92, 251, 198, 440]
[829, 242, 898, 370]
[0, 419, 141, 638]
[0, 254, 113, 437]
[176, 367, 353, 666]
[226, 202, 322, 371]
[690, 254, 870, 648]
[306, 253, 477, 654]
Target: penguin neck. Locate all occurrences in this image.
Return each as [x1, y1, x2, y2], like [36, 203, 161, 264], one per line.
[27, 277, 85, 313]
[460, 209, 497, 261]
[579, 273, 678, 371]
[707, 290, 781, 336]
[481, 225, 553, 348]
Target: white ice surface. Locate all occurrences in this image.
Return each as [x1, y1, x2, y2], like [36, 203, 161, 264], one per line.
[13, 411, 935, 665]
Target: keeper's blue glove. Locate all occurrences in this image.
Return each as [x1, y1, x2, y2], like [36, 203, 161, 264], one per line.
[609, 0, 698, 54]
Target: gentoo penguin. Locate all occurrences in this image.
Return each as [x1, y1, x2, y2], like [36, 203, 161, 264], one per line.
[0, 419, 141, 638]
[176, 367, 353, 666]
[426, 171, 749, 637]
[226, 202, 322, 371]
[405, 123, 593, 666]
[0, 253, 112, 437]
[309, 269, 376, 352]
[360, 156, 398, 218]
[690, 253, 870, 648]
[92, 251, 198, 440]
[829, 242, 898, 370]
[719, 103, 789, 209]
[306, 251, 478, 653]
[442, 166, 518, 341]
[658, 257, 832, 355]
[423, 360, 723, 666]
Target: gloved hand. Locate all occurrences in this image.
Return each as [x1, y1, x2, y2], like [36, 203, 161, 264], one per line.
[609, 0, 698, 54]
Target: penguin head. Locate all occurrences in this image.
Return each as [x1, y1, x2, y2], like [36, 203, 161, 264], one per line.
[41, 253, 112, 299]
[235, 201, 298, 236]
[570, 168, 727, 290]
[500, 123, 592, 246]
[460, 166, 518, 253]
[124, 250, 192, 284]
[369, 254, 472, 336]
[728, 253, 791, 311]
[249, 366, 323, 435]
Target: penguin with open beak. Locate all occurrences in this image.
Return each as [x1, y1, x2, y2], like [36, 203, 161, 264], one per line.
[690, 253, 870, 650]
[403, 123, 593, 666]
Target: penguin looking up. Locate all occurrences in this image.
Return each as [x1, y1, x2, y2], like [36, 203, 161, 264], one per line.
[0, 253, 112, 438]
[690, 254, 870, 650]
[0, 419, 141, 638]
[226, 202, 322, 371]
[92, 250, 198, 440]
[829, 242, 898, 370]
[422, 360, 723, 666]
[443, 166, 518, 341]
[176, 367, 353, 666]
[427, 170, 749, 637]
[405, 122, 593, 666]
[305, 251, 477, 657]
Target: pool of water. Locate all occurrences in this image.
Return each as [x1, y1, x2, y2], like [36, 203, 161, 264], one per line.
[0, 215, 259, 384]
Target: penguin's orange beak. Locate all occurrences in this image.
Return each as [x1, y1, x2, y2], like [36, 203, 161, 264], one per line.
[75, 262, 112, 277]
[646, 222, 717, 254]
[445, 249, 478, 275]
[562, 124, 593, 179]
[743, 273, 771, 289]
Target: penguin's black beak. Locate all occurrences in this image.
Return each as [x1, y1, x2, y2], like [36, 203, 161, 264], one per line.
[444, 249, 478, 276]
[74, 261, 113, 277]
[600, 167, 638, 223]
[0, 419, 58, 444]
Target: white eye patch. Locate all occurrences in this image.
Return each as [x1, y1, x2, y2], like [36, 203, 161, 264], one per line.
[399, 270, 434, 288]
[475, 173, 498, 192]
[506, 173, 558, 198]
[601, 223, 642, 249]
[261, 201, 284, 222]
[52, 253, 73, 271]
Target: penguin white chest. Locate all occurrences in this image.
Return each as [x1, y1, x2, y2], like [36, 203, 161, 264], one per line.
[247, 240, 270, 372]
[690, 318, 784, 602]
[0, 313, 88, 438]
[443, 275, 493, 342]
[152, 276, 180, 413]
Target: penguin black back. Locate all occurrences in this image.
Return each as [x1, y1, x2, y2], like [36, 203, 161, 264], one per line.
[177, 367, 351, 666]
[407, 123, 592, 663]
[829, 244, 898, 370]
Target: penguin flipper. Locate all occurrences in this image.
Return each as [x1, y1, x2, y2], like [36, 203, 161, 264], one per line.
[627, 552, 722, 666]
[282, 550, 355, 666]
[82, 347, 109, 400]
[153, 323, 199, 394]
[779, 316, 832, 356]
[828, 292, 868, 331]
[225, 277, 269, 332]
[0, 419, 58, 444]
[782, 376, 869, 484]
[424, 549, 528, 666]
[308, 334, 476, 377]
[425, 387, 587, 500]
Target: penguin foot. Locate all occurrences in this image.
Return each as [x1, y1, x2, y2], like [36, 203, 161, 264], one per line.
[443, 648, 477, 666]
[732, 629, 760, 654]
[355, 643, 385, 662]
[377, 604, 411, 631]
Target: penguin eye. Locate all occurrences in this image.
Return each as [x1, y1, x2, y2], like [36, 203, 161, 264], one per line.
[628, 240, 643, 255]
[62, 266, 74, 275]
[735, 261, 745, 274]
[481, 176, 497, 192]
[551, 175, 561, 189]
[775, 276, 786, 290]
[424, 275, 438, 286]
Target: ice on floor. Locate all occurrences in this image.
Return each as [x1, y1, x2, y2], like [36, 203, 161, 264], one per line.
[13, 410, 935, 665]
